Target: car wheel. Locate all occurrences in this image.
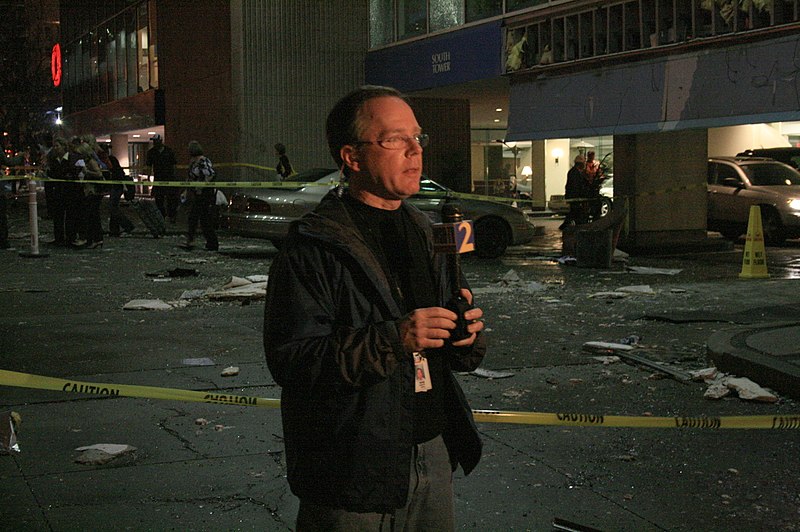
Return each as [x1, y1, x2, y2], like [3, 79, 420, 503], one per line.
[720, 227, 742, 240]
[761, 208, 786, 246]
[598, 197, 612, 218]
[474, 217, 510, 259]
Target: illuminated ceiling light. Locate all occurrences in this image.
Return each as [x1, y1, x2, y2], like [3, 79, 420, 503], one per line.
[495, 107, 503, 112]
[132, 134, 141, 138]
[493, 119, 500, 123]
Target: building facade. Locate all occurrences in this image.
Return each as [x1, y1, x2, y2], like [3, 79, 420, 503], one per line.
[364, 0, 800, 248]
[59, 0, 370, 181]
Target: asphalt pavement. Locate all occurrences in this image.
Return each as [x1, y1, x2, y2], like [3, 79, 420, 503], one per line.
[1, 198, 799, 531]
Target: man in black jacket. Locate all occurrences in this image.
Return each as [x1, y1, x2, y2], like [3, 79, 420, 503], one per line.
[264, 85, 486, 530]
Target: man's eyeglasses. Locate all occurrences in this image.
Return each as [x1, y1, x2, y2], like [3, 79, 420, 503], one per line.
[354, 133, 429, 150]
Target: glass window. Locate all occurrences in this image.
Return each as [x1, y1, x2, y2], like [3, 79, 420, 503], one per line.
[694, 0, 713, 37]
[657, 0, 676, 44]
[127, 9, 137, 96]
[596, 7, 608, 54]
[399, 0, 427, 39]
[466, 0, 502, 23]
[137, 3, 149, 92]
[506, 27, 529, 71]
[624, 1, 641, 50]
[608, 4, 623, 53]
[676, 0, 692, 39]
[552, 17, 565, 62]
[430, 0, 463, 31]
[107, 23, 118, 101]
[774, 0, 799, 24]
[579, 11, 594, 58]
[523, 23, 540, 66]
[116, 26, 127, 99]
[507, 0, 549, 12]
[370, 0, 395, 47]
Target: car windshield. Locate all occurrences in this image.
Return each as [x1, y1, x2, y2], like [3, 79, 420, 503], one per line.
[742, 163, 800, 186]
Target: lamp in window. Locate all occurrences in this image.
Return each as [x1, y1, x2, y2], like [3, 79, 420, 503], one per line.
[520, 165, 533, 182]
[551, 148, 564, 164]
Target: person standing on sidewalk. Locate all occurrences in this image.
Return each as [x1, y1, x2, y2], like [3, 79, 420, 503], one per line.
[274, 142, 293, 179]
[105, 150, 135, 237]
[264, 85, 486, 530]
[183, 141, 218, 251]
[146, 134, 179, 223]
[44, 136, 69, 246]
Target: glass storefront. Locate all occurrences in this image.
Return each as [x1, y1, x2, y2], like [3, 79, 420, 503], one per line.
[62, 0, 158, 114]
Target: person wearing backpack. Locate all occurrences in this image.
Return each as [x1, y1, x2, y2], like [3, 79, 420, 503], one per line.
[184, 141, 218, 251]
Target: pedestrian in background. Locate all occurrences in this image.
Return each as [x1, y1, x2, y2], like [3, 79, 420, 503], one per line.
[77, 142, 105, 249]
[0, 149, 23, 249]
[44, 136, 69, 246]
[562, 154, 589, 227]
[146, 134, 179, 223]
[106, 150, 135, 237]
[264, 85, 486, 530]
[64, 138, 87, 247]
[184, 141, 218, 251]
[274, 142, 293, 179]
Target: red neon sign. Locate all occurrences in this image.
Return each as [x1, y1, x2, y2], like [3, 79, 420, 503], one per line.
[51, 43, 62, 87]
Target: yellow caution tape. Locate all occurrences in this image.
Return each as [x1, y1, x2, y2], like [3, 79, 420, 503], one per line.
[2, 369, 798, 429]
[0, 369, 280, 409]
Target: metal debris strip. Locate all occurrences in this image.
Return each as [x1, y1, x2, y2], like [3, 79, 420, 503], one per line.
[582, 341, 691, 382]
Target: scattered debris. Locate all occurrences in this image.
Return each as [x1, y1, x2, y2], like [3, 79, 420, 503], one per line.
[724, 377, 778, 403]
[689, 367, 719, 382]
[582, 341, 691, 382]
[626, 266, 682, 275]
[592, 355, 620, 364]
[182, 357, 215, 366]
[206, 277, 267, 301]
[146, 268, 199, 279]
[74, 443, 136, 465]
[195, 418, 209, 426]
[0, 411, 21, 454]
[469, 367, 515, 379]
[180, 289, 209, 300]
[588, 291, 628, 299]
[122, 299, 172, 310]
[616, 285, 656, 295]
[221, 366, 240, 377]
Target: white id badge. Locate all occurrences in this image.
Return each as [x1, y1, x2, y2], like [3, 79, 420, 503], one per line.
[413, 352, 432, 393]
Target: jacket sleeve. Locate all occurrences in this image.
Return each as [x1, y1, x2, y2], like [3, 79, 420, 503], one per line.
[263, 239, 405, 390]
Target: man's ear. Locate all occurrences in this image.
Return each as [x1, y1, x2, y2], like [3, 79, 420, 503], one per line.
[340, 145, 361, 173]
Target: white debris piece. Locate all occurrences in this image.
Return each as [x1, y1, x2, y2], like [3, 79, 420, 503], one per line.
[470, 367, 515, 379]
[206, 280, 267, 300]
[222, 276, 252, 289]
[588, 291, 628, 299]
[182, 357, 215, 366]
[616, 285, 656, 295]
[221, 366, 240, 377]
[626, 266, 682, 275]
[592, 355, 621, 364]
[123, 299, 172, 310]
[689, 367, 719, 382]
[724, 377, 778, 403]
[499, 269, 521, 282]
[246, 275, 268, 283]
[582, 341, 635, 353]
[704, 381, 731, 399]
[74, 443, 136, 465]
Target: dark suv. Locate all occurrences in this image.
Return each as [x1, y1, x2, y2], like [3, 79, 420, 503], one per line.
[707, 156, 800, 245]
[736, 147, 800, 169]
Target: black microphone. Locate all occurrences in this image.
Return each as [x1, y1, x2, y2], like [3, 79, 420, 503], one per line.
[433, 202, 474, 343]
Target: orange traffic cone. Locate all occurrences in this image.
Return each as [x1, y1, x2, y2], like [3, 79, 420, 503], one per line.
[739, 205, 769, 279]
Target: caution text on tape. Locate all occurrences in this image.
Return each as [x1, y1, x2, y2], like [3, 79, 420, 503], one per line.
[2, 370, 798, 429]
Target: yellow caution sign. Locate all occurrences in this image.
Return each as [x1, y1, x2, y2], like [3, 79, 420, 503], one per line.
[739, 205, 769, 279]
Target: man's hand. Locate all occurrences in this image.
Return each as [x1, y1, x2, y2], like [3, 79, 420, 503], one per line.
[398, 289, 484, 352]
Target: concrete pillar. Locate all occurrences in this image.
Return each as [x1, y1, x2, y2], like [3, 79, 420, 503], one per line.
[110, 134, 128, 169]
[614, 130, 708, 249]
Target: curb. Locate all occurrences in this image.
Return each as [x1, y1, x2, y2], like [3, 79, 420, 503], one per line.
[707, 321, 800, 401]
